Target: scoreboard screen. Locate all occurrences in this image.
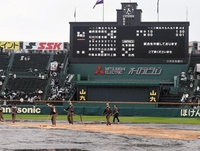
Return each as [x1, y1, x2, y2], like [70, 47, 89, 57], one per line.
[70, 23, 189, 64]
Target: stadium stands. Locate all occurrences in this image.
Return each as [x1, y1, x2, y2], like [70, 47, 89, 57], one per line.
[0, 51, 75, 104]
[11, 53, 50, 72]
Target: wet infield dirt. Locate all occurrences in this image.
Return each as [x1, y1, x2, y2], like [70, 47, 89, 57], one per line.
[1, 120, 200, 151]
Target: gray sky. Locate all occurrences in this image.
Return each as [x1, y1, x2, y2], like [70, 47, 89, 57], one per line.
[0, 0, 199, 42]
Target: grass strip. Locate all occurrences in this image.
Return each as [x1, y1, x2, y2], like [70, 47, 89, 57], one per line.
[2, 114, 200, 124]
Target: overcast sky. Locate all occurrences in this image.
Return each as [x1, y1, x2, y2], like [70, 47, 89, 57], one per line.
[0, 0, 199, 42]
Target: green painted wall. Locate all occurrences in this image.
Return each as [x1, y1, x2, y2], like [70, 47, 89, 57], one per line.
[2, 103, 200, 118]
[69, 63, 187, 82]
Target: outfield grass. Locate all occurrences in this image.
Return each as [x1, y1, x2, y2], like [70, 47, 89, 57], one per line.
[2, 114, 200, 124]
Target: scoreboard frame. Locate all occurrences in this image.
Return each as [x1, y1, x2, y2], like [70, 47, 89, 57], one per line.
[69, 22, 189, 64]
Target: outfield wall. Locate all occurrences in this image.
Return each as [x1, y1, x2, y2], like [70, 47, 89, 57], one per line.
[1, 102, 200, 118]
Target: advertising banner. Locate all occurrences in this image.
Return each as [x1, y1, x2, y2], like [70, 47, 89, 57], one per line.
[0, 41, 20, 50]
[198, 42, 200, 51]
[23, 42, 64, 50]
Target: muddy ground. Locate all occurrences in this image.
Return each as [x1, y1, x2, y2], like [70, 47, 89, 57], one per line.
[0, 120, 200, 151]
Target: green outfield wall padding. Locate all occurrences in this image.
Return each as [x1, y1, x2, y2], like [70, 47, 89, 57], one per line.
[2, 105, 200, 118]
[70, 102, 156, 108]
[134, 108, 180, 117]
[74, 106, 84, 115]
[117, 107, 134, 116]
[83, 107, 102, 115]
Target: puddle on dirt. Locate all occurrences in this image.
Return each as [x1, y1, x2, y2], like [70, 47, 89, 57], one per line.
[14, 149, 88, 151]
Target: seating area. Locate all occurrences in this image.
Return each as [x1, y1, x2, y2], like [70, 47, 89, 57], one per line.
[1, 78, 47, 102]
[0, 51, 76, 103]
[6, 78, 47, 94]
[0, 53, 10, 93]
[11, 53, 50, 73]
[0, 53, 10, 71]
[47, 74, 76, 101]
[52, 53, 66, 64]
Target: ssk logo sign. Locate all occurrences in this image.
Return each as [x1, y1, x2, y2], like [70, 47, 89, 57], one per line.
[23, 42, 64, 50]
[38, 42, 63, 50]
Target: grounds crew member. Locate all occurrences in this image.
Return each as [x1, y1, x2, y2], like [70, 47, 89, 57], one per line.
[64, 101, 74, 124]
[0, 105, 4, 122]
[11, 103, 18, 123]
[48, 103, 58, 126]
[103, 103, 112, 125]
[113, 105, 120, 123]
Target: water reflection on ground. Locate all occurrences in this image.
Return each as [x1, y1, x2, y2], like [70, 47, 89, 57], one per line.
[15, 149, 87, 151]
[1, 122, 200, 151]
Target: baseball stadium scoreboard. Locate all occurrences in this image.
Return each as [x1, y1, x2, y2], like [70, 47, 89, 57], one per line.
[70, 23, 189, 64]
[68, 3, 190, 102]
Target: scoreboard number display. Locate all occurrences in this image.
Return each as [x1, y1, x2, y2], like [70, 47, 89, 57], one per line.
[71, 24, 188, 64]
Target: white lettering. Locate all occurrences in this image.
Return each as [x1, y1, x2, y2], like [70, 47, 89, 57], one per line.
[36, 108, 41, 113]
[104, 67, 125, 75]
[128, 67, 162, 75]
[2, 106, 41, 114]
[180, 109, 200, 117]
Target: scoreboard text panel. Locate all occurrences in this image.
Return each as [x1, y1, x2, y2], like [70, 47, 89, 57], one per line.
[71, 24, 188, 63]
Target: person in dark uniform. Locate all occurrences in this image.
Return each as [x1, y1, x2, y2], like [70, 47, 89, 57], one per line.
[64, 101, 74, 124]
[103, 103, 112, 125]
[11, 103, 18, 123]
[113, 105, 120, 123]
[48, 103, 58, 126]
[0, 105, 4, 122]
